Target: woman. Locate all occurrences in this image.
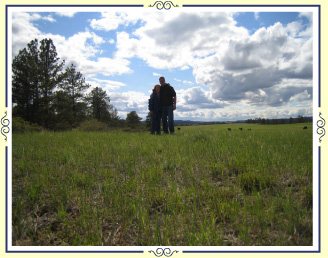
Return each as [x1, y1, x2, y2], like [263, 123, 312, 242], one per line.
[148, 84, 162, 135]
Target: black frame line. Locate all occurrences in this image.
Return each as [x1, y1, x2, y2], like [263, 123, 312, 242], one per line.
[5, 3, 321, 254]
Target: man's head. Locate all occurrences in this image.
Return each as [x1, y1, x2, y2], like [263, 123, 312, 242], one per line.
[159, 76, 165, 86]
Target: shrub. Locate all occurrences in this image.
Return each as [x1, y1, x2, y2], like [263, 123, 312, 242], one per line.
[12, 117, 43, 133]
[77, 119, 109, 132]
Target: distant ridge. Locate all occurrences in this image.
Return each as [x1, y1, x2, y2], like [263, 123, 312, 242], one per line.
[173, 116, 313, 126]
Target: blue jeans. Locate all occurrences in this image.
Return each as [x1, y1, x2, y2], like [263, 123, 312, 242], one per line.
[151, 111, 161, 134]
[161, 105, 174, 133]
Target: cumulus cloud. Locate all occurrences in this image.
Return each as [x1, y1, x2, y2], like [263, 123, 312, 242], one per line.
[90, 11, 140, 31]
[11, 9, 314, 121]
[114, 12, 248, 70]
[176, 87, 227, 112]
[104, 11, 313, 109]
[55, 12, 77, 18]
[192, 22, 313, 107]
[86, 78, 126, 92]
[110, 91, 149, 118]
[11, 12, 133, 79]
[181, 65, 190, 71]
[12, 12, 43, 55]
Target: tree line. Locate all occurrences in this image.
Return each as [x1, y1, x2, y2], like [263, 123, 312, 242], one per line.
[246, 115, 312, 125]
[12, 38, 142, 131]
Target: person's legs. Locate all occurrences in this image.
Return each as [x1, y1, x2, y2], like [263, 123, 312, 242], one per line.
[150, 113, 156, 134]
[168, 105, 175, 133]
[161, 106, 169, 133]
[155, 111, 161, 134]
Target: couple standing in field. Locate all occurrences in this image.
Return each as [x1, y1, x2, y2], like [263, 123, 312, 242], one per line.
[148, 76, 177, 135]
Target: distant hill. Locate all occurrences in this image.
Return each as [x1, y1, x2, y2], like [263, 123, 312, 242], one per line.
[173, 116, 313, 126]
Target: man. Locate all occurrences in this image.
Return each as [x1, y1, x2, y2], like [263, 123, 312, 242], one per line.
[159, 76, 176, 134]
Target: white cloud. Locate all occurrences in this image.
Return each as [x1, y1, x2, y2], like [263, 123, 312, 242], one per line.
[55, 12, 77, 18]
[107, 11, 312, 113]
[176, 87, 227, 112]
[12, 12, 43, 55]
[110, 91, 149, 119]
[299, 12, 313, 21]
[192, 21, 313, 107]
[181, 65, 190, 71]
[286, 21, 303, 37]
[11, 10, 314, 121]
[114, 12, 248, 70]
[77, 57, 132, 78]
[289, 89, 312, 102]
[87, 78, 126, 92]
[12, 12, 133, 79]
[90, 11, 140, 31]
[174, 100, 312, 122]
[183, 80, 194, 85]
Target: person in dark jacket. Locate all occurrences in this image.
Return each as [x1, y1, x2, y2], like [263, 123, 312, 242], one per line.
[159, 76, 176, 134]
[148, 84, 162, 135]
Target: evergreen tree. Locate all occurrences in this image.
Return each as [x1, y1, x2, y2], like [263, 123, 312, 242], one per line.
[145, 112, 152, 129]
[12, 38, 122, 131]
[59, 64, 90, 126]
[126, 111, 142, 128]
[12, 39, 40, 124]
[12, 38, 65, 129]
[52, 90, 74, 130]
[86, 87, 115, 124]
[38, 38, 65, 129]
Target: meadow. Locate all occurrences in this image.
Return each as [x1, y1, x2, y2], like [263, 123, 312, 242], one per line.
[12, 123, 313, 246]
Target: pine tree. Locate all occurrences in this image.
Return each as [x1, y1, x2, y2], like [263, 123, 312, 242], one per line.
[38, 38, 65, 129]
[126, 111, 142, 128]
[12, 38, 65, 129]
[12, 39, 40, 124]
[52, 90, 74, 130]
[58, 64, 90, 126]
[145, 112, 152, 129]
[86, 87, 114, 124]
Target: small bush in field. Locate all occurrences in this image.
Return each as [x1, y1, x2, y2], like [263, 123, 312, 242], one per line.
[77, 119, 109, 132]
[12, 117, 43, 133]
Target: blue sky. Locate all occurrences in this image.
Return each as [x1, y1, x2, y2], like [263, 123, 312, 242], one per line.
[10, 7, 315, 121]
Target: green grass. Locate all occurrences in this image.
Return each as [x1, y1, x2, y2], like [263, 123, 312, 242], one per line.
[12, 123, 313, 246]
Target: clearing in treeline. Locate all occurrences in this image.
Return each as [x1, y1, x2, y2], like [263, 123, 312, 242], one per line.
[12, 123, 313, 246]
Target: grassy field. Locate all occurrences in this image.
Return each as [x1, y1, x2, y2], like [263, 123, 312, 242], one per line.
[12, 123, 313, 246]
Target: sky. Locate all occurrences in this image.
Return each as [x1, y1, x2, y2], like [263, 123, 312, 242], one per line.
[10, 6, 315, 121]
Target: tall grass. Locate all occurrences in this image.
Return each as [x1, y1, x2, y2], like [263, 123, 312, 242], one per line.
[12, 123, 313, 246]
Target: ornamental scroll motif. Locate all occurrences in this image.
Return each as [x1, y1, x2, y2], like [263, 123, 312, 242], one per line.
[1, 111, 10, 142]
[149, 248, 179, 257]
[317, 112, 326, 143]
[149, 1, 179, 10]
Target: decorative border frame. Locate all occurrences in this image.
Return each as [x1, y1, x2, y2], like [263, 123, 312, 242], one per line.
[4, 2, 322, 255]
[317, 112, 326, 143]
[149, 248, 179, 257]
[148, 1, 179, 10]
[1, 111, 10, 142]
